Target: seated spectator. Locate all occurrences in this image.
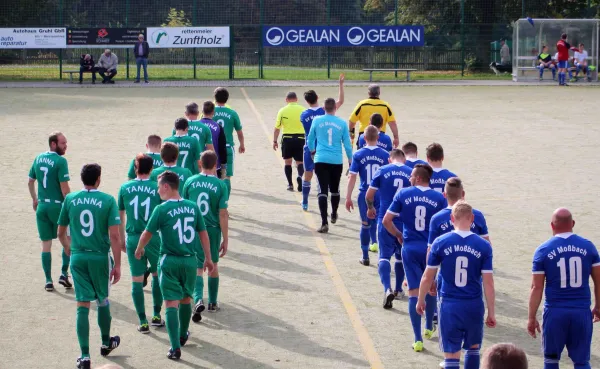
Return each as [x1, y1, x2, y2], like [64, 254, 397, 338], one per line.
[482, 343, 528, 369]
[79, 54, 96, 84]
[490, 38, 513, 75]
[96, 49, 118, 84]
[537, 45, 556, 81]
[573, 43, 591, 82]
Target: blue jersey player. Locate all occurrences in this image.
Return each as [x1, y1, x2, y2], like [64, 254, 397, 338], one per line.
[345, 126, 389, 267]
[357, 113, 393, 152]
[426, 143, 457, 193]
[418, 201, 496, 369]
[528, 208, 600, 369]
[300, 75, 345, 211]
[383, 164, 446, 351]
[366, 148, 412, 308]
[402, 142, 427, 169]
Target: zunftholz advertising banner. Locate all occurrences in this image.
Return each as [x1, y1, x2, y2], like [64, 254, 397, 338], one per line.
[147, 27, 230, 48]
[262, 26, 425, 47]
[0, 28, 66, 49]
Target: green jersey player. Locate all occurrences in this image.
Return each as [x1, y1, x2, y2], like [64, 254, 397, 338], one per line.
[135, 171, 214, 361]
[183, 150, 229, 320]
[126, 135, 163, 180]
[214, 87, 245, 197]
[150, 142, 193, 194]
[27, 132, 72, 292]
[118, 154, 164, 333]
[173, 102, 215, 153]
[164, 118, 202, 175]
[57, 164, 122, 369]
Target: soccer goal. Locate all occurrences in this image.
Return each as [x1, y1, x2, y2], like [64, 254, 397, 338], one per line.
[512, 18, 599, 82]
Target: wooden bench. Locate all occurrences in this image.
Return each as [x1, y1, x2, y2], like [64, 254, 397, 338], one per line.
[362, 68, 417, 82]
[63, 69, 94, 83]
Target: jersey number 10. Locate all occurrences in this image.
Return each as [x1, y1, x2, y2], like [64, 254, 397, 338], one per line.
[557, 256, 583, 288]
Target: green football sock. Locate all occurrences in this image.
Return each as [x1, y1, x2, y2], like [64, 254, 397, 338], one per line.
[61, 249, 70, 276]
[165, 307, 180, 350]
[208, 276, 219, 304]
[179, 303, 192, 339]
[41, 252, 52, 282]
[76, 306, 90, 358]
[194, 275, 204, 304]
[151, 275, 162, 317]
[224, 178, 231, 197]
[97, 303, 112, 346]
[131, 282, 147, 324]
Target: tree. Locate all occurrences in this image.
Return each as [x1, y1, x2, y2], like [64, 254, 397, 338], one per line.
[161, 8, 191, 27]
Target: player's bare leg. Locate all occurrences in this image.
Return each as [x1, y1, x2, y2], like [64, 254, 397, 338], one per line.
[284, 158, 294, 191]
[207, 263, 220, 312]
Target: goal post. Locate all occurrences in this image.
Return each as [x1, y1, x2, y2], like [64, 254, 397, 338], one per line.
[512, 18, 599, 82]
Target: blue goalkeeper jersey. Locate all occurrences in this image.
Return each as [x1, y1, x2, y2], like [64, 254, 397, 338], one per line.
[307, 114, 353, 165]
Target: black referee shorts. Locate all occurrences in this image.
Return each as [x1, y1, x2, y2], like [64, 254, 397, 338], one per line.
[281, 134, 305, 162]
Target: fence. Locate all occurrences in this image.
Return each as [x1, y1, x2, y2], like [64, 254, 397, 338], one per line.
[0, 0, 598, 80]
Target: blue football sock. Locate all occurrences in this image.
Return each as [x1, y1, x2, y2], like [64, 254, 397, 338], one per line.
[369, 221, 377, 244]
[425, 294, 436, 330]
[543, 359, 559, 369]
[378, 259, 391, 291]
[444, 358, 460, 368]
[302, 180, 311, 205]
[360, 225, 370, 259]
[574, 362, 591, 369]
[568, 69, 573, 79]
[465, 349, 480, 369]
[408, 297, 422, 342]
[394, 260, 405, 292]
[539, 66, 544, 78]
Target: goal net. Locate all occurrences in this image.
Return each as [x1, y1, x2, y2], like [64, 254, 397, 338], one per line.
[512, 18, 599, 81]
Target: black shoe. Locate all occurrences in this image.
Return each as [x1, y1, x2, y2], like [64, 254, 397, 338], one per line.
[78, 81, 82, 84]
[179, 331, 190, 347]
[331, 213, 338, 224]
[109, 80, 115, 84]
[359, 258, 370, 266]
[296, 177, 302, 192]
[76, 357, 91, 369]
[383, 289, 395, 309]
[167, 348, 181, 360]
[145, 80, 149, 84]
[207, 302, 220, 313]
[100, 336, 120, 357]
[92, 80, 95, 84]
[45, 282, 54, 292]
[143, 269, 151, 287]
[287, 185, 294, 192]
[317, 224, 329, 233]
[192, 300, 205, 323]
[101, 80, 106, 84]
[134, 80, 140, 83]
[59, 274, 73, 289]
[151, 316, 165, 327]
[137, 323, 150, 334]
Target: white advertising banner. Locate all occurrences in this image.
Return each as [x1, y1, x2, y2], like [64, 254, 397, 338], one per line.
[146, 27, 230, 48]
[0, 28, 66, 49]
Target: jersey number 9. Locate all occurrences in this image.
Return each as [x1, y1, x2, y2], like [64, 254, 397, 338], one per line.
[80, 209, 94, 237]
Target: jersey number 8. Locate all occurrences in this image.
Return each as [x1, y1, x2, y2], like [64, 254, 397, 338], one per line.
[414, 205, 426, 231]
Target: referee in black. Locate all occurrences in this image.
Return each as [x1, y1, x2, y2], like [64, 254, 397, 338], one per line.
[273, 92, 305, 192]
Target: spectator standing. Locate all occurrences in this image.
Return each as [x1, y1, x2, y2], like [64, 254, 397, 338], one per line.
[134, 34, 150, 84]
[79, 54, 96, 84]
[490, 38, 512, 75]
[96, 49, 118, 84]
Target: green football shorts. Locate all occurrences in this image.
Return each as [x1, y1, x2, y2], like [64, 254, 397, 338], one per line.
[126, 233, 160, 277]
[71, 252, 111, 302]
[36, 202, 62, 241]
[158, 255, 196, 301]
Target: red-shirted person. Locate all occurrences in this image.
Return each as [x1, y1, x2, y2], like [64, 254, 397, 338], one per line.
[556, 33, 578, 86]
